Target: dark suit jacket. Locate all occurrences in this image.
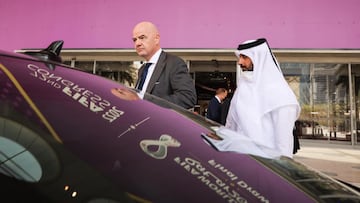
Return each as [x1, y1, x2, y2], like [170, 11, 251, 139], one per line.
[220, 97, 231, 125]
[137, 51, 197, 109]
[206, 96, 222, 123]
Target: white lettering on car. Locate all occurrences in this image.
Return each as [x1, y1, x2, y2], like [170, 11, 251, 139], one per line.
[27, 64, 123, 123]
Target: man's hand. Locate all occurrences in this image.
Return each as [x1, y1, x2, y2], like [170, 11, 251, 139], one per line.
[111, 88, 140, 101]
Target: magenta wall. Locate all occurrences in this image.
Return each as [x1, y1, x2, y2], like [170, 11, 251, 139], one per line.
[1, 0, 359, 51]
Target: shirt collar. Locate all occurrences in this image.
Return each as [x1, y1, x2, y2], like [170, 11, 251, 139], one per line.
[215, 95, 221, 103]
[148, 48, 162, 64]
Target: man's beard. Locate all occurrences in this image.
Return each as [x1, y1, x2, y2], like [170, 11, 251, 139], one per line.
[240, 65, 253, 71]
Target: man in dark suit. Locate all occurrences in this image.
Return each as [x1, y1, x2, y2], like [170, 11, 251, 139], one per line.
[132, 21, 197, 109]
[220, 92, 232, 125]
[206, 88, 228, 123]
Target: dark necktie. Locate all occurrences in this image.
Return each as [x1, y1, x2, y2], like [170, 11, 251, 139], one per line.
[137, 63, 152, 90]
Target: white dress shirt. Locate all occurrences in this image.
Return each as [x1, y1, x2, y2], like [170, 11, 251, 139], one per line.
[138, 48, 162, 98]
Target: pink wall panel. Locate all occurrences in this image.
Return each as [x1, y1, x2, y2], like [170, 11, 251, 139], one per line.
[1, 0, 359, 51]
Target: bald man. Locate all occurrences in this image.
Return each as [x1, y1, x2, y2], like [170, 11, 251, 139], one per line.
[132, 21, 197, 109]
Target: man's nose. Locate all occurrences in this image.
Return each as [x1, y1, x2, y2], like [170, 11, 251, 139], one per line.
[134, 39, 141, 46]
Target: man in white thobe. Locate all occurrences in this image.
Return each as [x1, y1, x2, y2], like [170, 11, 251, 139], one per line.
[208, 38, 300, 159]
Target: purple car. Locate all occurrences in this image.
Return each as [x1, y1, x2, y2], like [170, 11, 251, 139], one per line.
[0, 41, 359, 203]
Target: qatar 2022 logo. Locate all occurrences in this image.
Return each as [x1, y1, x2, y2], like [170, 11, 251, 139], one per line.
[140, 134, 181, 159]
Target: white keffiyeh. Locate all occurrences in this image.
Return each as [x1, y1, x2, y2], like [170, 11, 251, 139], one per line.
[211, 39, 300, 158]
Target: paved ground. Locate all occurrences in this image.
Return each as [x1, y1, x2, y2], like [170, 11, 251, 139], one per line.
[293, 139, 360, 188]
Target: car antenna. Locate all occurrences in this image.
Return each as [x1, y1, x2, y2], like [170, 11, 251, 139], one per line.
[23, 40, 64, 70]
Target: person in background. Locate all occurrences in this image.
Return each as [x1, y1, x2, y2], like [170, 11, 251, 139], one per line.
[206, 88, 228, 123]
[220, 92, 233, 125]
[207, 38, 300, 159]
[132, 21, 197, 109]
[292, 120, 301, 154]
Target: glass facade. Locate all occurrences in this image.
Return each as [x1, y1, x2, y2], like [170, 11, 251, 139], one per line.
[281, 62, 359, 145]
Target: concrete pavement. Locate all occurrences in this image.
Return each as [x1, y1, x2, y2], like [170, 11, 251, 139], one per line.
[293, 139, 360, 188]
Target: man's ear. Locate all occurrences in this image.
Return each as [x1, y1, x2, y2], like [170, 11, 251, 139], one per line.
[155, 33, 160, 44]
